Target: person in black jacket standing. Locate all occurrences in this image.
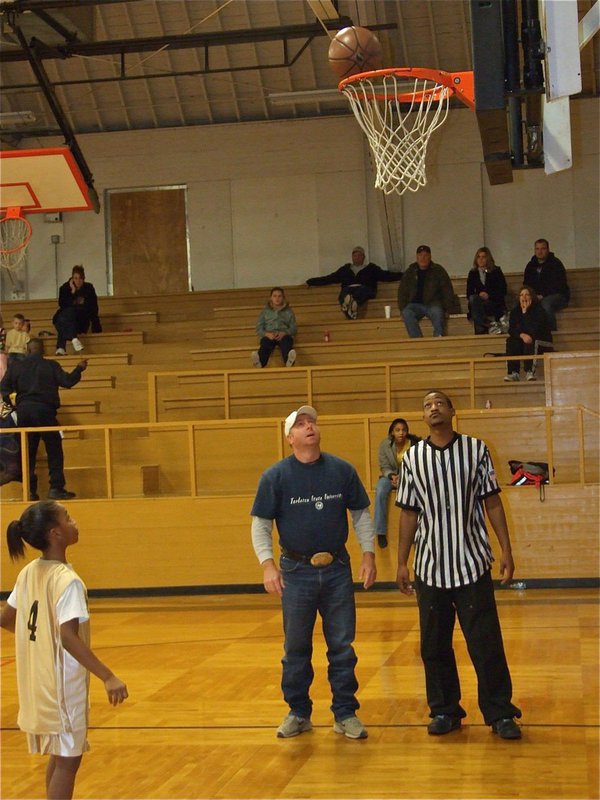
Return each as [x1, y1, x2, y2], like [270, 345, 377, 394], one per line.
[306, 246, 401, 319]
[0, 338, 87, 500]
[53, 265, 102, 355]
[523, 239, 570, 330]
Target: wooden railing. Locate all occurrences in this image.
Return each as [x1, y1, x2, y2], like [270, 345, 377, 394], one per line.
[1, 404, 598, 503]
[147, 353, 565, 422]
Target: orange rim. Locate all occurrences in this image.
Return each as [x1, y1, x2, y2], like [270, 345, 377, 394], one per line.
[0, 207, 32, 254]
[339, 68, 475, 110]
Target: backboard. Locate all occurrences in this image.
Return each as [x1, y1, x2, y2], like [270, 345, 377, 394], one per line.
[0, 146, 94, 213]
[469, 0, 591, 184]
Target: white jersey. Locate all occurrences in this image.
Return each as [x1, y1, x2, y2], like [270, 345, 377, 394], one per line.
[7, 558, 90, 735]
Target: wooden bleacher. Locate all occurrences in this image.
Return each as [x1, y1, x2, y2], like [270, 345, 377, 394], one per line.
[1, 268, 597, 593]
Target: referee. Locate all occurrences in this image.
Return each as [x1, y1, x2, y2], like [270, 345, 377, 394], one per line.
[396, 390, 522, 740]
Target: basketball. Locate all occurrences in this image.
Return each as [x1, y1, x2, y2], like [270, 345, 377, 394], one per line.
[328, 26, 383, 80]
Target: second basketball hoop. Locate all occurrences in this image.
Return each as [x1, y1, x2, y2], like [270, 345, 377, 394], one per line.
[339, 68, 475, 196]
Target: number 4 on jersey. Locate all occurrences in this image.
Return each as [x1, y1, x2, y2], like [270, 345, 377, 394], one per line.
[27, 600, 39, 641]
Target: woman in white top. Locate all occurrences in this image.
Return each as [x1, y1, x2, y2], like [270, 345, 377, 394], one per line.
[0, 501, 128, 800]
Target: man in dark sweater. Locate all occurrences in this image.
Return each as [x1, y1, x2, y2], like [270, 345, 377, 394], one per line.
[306, 246, 401, 319]
[523, 239, 570, 330]
[397, 245, 455, 337]
[0, 338, 87, 500]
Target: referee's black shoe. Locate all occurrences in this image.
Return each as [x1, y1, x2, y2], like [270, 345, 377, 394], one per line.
[427, 715, 461, 735]
[491, 717, 522, 739]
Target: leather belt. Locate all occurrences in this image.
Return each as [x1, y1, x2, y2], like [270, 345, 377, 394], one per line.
[281, 548, 342, 567]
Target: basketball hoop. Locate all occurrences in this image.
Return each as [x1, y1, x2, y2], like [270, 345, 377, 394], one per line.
[0, 207, 32, 272]
[339, 68, 475, 195]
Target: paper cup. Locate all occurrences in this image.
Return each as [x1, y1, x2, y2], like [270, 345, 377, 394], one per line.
[384, 305, 391, 319]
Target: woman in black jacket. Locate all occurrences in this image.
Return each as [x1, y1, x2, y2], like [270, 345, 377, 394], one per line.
[52, 265, 102, 355]
[467, 247, 507, 335]
[504, 286, 552, 382]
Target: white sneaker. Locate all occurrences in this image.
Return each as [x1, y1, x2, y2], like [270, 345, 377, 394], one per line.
[286, 349, 296, 368]
[503, 373, 520, 382]
[277, 713, 312, 738]
[55, 348, 66, 356]
[499, 314, 509, 333]
[349, 299, 358, 320]
[251, 351, 261, 368]
[333, 715, 368, 739]
[525, 371, 536, 381]
[71, 338, 84, 352]
[488, 322, 502, 335]
[341, 294, 352, 318]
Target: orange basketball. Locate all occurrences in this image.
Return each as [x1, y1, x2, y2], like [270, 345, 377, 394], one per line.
[328, 26, 383, 80]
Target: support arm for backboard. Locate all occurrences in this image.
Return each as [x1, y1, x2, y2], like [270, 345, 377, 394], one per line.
[12, 25, 100, 213]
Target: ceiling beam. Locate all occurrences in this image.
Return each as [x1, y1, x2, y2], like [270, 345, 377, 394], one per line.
[0, 21, 396, 62]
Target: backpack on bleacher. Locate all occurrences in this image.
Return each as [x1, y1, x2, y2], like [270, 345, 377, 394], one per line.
[508, 460, 551, 501]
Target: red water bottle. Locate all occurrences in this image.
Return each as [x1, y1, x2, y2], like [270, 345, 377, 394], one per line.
[324, 330, 330, 342]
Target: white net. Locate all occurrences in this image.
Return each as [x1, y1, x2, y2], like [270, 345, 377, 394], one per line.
[341, 73, 452, 195]
[0, 211, 32, 273]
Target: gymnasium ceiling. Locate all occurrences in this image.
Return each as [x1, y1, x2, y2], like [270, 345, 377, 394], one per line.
[0, 0, 598, 146]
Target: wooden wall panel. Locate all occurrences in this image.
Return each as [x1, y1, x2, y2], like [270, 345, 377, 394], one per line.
[110, 188, 189, 296]
[1, 486, 597, 594]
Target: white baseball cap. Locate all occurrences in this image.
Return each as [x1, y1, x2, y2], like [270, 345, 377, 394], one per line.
[284, 405, 318, 436]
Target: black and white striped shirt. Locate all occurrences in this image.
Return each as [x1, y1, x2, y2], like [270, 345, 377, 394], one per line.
[396, 433, 501, 588]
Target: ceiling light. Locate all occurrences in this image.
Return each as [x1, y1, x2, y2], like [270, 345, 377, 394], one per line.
[268, 90, 343, 105]
[0, 111, 36, 126]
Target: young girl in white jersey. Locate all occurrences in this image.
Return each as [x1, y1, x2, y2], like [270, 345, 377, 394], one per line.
[0, 501, 128, 800]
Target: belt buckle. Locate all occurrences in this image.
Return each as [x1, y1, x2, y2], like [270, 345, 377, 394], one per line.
[310, 551, 334, 567]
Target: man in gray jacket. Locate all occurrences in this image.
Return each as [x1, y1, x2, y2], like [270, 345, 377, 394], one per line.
[397, 246, 455, 337]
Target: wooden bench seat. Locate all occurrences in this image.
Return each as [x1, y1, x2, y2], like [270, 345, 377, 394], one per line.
[53, 353, 132, 367]
[41, 331, 144, 356]
[25, 310, 159, 335]
[190, 331, 599, 370]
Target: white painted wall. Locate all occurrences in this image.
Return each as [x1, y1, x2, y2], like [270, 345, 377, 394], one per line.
[19, 97, 599, 300]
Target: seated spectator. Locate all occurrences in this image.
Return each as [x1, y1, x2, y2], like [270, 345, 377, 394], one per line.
[306, 246, 401, 320]
[467, 247, 508, 335]
[523, 239, 570, 330]
[504, 286, 552, 382]
[53, 265, 102, 355]
[5, 313, 30, 364]
[0, 314, 6, 381]
[374, 418, 420, 549]
[251, 287, 297, 368]
[397, 245, 454, 337]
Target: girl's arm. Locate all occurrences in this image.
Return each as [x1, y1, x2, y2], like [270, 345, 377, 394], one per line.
[60, 618, 128, 706]
[0, 603, 16, 632]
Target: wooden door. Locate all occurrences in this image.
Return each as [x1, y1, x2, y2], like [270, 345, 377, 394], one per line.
[109, 187, 189, 296]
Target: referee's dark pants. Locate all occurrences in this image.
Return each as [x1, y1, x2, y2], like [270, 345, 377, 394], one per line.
[415, 570, 521, 725]
[17, 401, 66, 496]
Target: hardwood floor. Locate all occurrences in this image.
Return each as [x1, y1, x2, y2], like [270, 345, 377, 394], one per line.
[1, 589, 598, 799]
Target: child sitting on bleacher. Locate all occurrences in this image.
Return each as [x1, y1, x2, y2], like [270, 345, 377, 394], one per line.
[251, 287, 297, 368]
[5, 313, 30, 363]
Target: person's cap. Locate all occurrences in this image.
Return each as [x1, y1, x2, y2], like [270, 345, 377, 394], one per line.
[352, 246, 365, 255]
[284, 405, 318, 436]
[416, 245, 431, 254]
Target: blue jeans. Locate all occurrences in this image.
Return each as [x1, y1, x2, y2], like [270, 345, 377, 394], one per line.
[401, 303, 445, 337]
[374, 475, 394, 535]
[468, 294, 503, 334]
[540, 293, 568, 330]
[280, 551, 359, 721]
